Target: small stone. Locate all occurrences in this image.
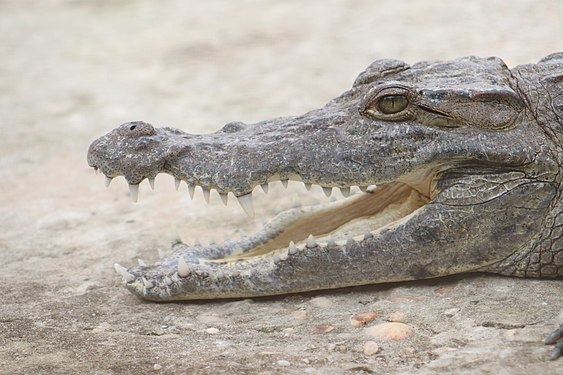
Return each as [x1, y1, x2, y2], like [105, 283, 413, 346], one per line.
[363, 341, 379, 355]
[434, 286, 455, 295]
[292, 310, 308, 320]
[403, 346, 415, 355]
[205, 327, 220, 334]
[310, 296, 333, 308]
[366, 322, 413, 340]
[388, 311, 407, 323]
[153, 364, 162, 370]
[350, 311, 378, 327]
[277, 360, 291, 367]
[282, 328, 295, 336]
[334, 344, 347, 353]
[312, 324, 335, 334]
[444, 308, 460, 317]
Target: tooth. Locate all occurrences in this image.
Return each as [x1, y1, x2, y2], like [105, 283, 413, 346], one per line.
[359, 186, 368, 192]
[177, 257, 190, 277]
[288, 241, 298, 255]
[187, 184, 195, 199]
[306, 234, 317, 248]
[281, 179, 288, 188]
[322, 187, 332, 197]
[148, 178, 155, 190]
[340, 187, 351, 197]
[93, 167, 98, 175]
[304, 183, 312, 191]
[142, 277, 154, 289]
[174, 178, 181, 191]
[137, 258, 147, 267]
[105, 176, 113, 188]
[113, 263, 135, 282]
[237, 193, 254, 217]
[260, 183, 269, 194]
[202, 188, 211, 203]
[164, 276, 173, 286]
[129, 184, 139, 202]
[279, 248, 289, 261]
[219, 192, 228, 206]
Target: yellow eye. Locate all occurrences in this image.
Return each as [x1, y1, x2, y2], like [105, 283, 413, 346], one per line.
[378, 95, 409, 114]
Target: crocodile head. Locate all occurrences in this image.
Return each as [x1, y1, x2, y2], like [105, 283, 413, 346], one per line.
[88, 55, 562, 301]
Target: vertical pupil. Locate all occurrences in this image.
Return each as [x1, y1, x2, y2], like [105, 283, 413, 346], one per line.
[379, 95, 408, 114]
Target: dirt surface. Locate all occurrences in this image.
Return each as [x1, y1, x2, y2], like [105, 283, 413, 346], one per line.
[1, 0, 562, 374]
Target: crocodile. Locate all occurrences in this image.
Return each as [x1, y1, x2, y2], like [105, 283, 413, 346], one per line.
[88, 54, 563, 359]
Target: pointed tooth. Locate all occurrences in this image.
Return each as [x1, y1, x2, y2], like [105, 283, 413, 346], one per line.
[304, 183, 312, 191]
[260, 183, 269, 194]
[281, 179, 288, 188]
[148, 178, 155, 190]
[288, 241, 298, 255]
[306, 234, 317, 248]
[93, 167, 99, 175]
[142, 277, 154, 289]
[202, 188, 211, 204]
[279, 248, 289, 261]
[219, 192, 228, 206]
[174, 178, 181, 191]
[187, 184, 195, 199]
[137, 258, 147, 267]
[237, 193, 255, 217]
[128, 184, 139, 203]
[340, 187, 351, 197]
[164, 276, 173, 286]
[322, 187, 332, 197]
[113, 263, 135, 283]
[105, 176, 113, 188]
[359, 186, 368, 192]
[177, 257, 190, 278]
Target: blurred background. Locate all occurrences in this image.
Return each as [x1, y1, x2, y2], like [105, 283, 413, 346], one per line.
[0, 1, 561, 373]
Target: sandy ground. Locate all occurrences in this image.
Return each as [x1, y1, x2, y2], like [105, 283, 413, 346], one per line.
[1, 0, 562, 374]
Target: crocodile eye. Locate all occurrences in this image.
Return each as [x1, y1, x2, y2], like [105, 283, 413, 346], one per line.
[378, 95, 409, 114]
[360, 84, 414, 121]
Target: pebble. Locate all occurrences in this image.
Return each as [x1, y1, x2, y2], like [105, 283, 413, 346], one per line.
[205, 327, 220, 334]
[277, 360, 291, 367]
[363, 341, 379, 355]
[291, 310, 308, 320]
[366, 322, 413, 340]
[443, 308, 460, 317]
[153, 364, 162, 370]
[350, 311, 378, 327]
[311, 324, 335, 334]
[388, 311, 407, 323]
[310, 296, 333, 308]
[282, 328, 295, 336]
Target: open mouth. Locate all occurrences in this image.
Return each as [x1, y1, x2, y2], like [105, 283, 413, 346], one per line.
[94, 167, 435, 268]
[211, 181, 430, 263]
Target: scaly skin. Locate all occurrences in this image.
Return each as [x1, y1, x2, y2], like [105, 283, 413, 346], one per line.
[88, 54, 563, 359]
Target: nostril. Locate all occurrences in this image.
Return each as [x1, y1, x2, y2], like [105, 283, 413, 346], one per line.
[222, 121, 246, 133]
[130, 125, 137, 131]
